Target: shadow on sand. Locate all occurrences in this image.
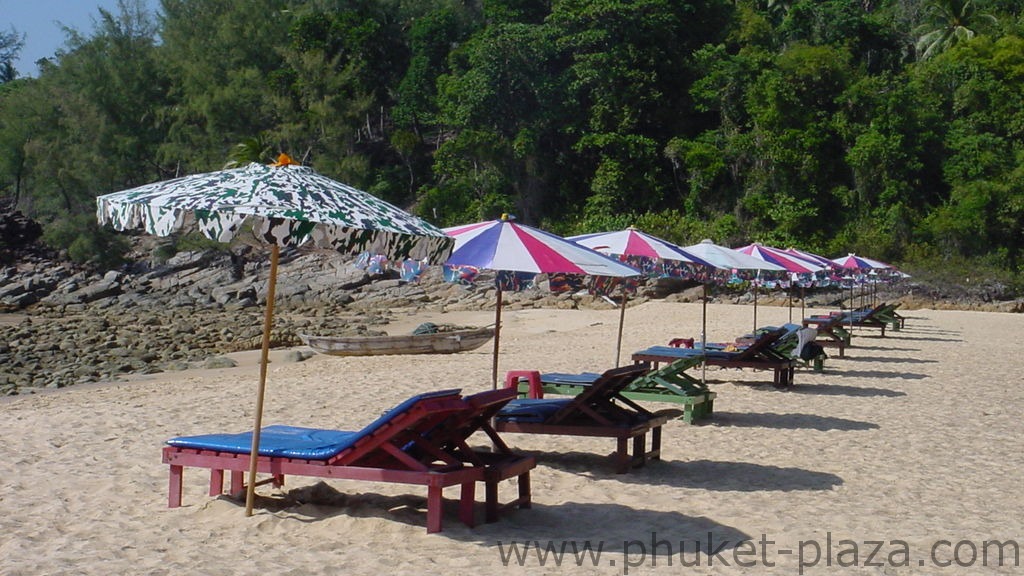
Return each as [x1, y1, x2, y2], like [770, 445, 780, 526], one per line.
[707, 411, 878, 431]
[218, 481, 754, 555]
[790, 383, 907, 397]
[838, 355, 937, 364]
[816, 369, 926, 380]
[528, 453, 843, 492]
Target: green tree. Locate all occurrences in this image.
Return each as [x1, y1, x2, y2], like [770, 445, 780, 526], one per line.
[431, 21, 563, 223]
[0, 28, 23, 83]
[158, 0, 294, 171]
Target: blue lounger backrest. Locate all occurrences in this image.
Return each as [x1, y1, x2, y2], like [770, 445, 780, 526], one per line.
[166, 388, 462, 460]
[495, 398, 573, 423]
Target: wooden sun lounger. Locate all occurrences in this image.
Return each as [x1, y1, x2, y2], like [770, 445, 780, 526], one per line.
[805, 302, 901, 341]
[632, 327, 797, 386]
[801, 314, 850, 357]
[494, 364, 681, 473]
[163, 388, 533, 533]
[510, 357, 714, 423]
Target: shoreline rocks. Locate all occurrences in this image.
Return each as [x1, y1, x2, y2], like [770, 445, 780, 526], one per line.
[2, 231, 1021, 395]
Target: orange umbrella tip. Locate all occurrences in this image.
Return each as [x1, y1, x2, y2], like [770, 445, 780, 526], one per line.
[272, 153, 299, 167]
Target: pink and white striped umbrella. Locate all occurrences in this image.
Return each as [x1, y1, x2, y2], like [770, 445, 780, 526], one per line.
[444, 217, 640, 276]
[784, 247, 835, 270]
[830, 253, 893, 271]
[568, 227, 714, 266]
[444, 215, 639, 386]
[735, 243, 825, 274]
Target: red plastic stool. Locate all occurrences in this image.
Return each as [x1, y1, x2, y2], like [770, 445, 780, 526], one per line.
[504, 370, 543, 398]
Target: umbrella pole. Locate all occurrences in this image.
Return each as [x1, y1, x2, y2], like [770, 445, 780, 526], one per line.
[245, 244, 279, 517]
[701, 283, 708, 386]
[491, 288, 503, 389]
[788, 284, 793, 324]
[801, 286, 806, 321]
[752, 277, 758, 334]
[615, 294, 627, 367]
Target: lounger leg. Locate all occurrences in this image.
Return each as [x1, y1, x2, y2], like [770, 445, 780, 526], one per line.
[426, 486, 443, 533]
[230, 471, 244, 496]
[485, 480, 499, 523]
[168, 465, 183, 508]
[460, 482, 476, 528]
[615, 438, 630, 473]
[651, 426, 663, 461]
[632, 434, 646, 468]
[519, 471, 532, 510]
[209, 469, 224, 496]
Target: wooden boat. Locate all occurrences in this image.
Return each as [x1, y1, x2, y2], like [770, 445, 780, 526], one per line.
[301, 326, 495, 357]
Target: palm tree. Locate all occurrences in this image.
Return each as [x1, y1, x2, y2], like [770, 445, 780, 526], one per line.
[914, 0, 997, 60]
[223, 135, 274, 169]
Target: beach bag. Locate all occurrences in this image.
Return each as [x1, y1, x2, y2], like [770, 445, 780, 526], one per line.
[800, 342, 825, 361]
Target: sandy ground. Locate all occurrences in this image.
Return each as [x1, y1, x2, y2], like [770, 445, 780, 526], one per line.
[1, 301, 1022, 575]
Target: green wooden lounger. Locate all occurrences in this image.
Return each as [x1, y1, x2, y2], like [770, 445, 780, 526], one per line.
[513, 358, 715, 424]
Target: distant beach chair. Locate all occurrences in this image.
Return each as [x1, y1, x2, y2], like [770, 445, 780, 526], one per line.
[494, 364, 682, 473]
[632, 327, 798, 387]
[801, 313, 851, 357]
[162, 388, 534, 533]
[804, 302, 901, 342]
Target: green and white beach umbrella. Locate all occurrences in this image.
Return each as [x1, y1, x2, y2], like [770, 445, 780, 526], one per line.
[97, 158, 453, 261]
[97, 156, 453, 516]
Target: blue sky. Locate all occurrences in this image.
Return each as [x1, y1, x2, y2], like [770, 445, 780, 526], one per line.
[3, 0, 160, 77]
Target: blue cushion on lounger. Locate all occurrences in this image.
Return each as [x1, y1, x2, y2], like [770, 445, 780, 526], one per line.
[166, 388, 461, 460]
[638, 345, 737, 359]
[637, 346, 705, 357]
[541, 372, 602, 385]
[495, 398, 573, 423]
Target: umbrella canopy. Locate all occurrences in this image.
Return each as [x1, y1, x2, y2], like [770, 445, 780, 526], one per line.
[735, 243, 825, 274]
[97, 156, 454, 516]
[784, 247, 835, 270]
[568, 227, 714, 366]
[569, 227, 715, 266]
[444, 215, 640, 386]
[445, 218, 641, 276]
[830, 253, 893, 271]
[683, 239, 786, 272]
[98, 160, 452, 260]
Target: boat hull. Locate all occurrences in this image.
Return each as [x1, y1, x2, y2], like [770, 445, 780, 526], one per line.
[301, 327, 495, 357]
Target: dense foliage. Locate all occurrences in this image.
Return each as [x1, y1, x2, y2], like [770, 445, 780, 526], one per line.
[0, 0, 1021, 284]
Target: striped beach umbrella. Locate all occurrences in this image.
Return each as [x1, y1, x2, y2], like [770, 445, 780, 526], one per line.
[830, 253, 893, 271]
[736, 243, 825, 274]
[97, 155, 454, 516]
[736, 243, 826, 322]
[568, 227, 714, 366]
[569, 227, 715, 266]
[831, 253, 896, 309]
[444, 215, 640, 386]
[784, 247, 836, 270]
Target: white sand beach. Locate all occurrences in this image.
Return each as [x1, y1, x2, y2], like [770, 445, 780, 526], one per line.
[1, 301, 1021, 575]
